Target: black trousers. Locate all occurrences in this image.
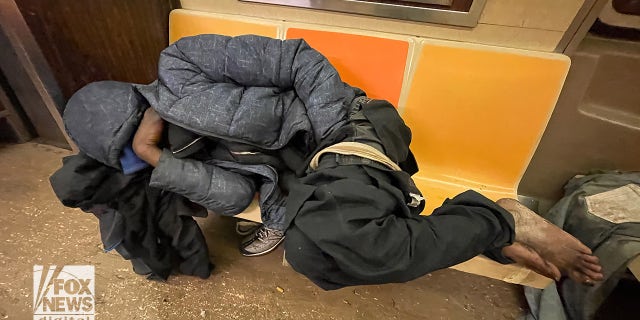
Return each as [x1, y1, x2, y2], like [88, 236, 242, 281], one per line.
[284, 157, 515, 290]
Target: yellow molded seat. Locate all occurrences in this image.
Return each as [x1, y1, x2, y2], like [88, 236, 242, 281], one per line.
[400, 40, 569, 288]
[403, 40, 570, 215]
[169, 9, 278, 43]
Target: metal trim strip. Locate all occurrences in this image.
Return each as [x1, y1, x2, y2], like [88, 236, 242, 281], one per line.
[239, 0, 486, 27]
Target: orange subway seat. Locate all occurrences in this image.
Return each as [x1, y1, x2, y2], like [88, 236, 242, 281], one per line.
[286, 28, 409, 107]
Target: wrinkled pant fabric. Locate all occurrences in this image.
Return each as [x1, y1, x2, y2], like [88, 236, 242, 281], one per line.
[284, 160, 516, 290]
[524, 172, 640, 320]
[283, 97, 515, 290]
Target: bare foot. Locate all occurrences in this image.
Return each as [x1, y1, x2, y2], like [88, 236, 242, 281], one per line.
[497, 198, 604, 284]
[502, 242, 561, 281]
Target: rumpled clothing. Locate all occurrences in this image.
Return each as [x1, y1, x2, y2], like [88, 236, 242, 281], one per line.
[50, 153, 212, 280]
[56, 79, 213, 280]
[138, 34, 358, 151]
[524, 171, 640, 320]
[55, 34, 521, 288]
[62, 78, 288, 230]
[285, 167, 516, 290]
[283, 99, 515, 290]
[128, 34, 365, 229]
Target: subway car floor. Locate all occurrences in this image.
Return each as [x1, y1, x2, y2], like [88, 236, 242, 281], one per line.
[0, 142, 531, 319]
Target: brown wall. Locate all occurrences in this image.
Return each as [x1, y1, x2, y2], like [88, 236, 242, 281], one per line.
[16, 0, 180, 101]
[0, 3, 69, 147]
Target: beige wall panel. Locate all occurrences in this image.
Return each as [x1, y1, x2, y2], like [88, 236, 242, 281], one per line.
[181, 0, 572, 50]
[479, 0, 585, 31]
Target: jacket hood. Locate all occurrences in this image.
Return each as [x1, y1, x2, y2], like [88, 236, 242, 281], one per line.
[64, 81, 147, 169]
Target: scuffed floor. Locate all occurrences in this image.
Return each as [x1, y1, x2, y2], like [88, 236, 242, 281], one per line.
[0, 142, 527, 319]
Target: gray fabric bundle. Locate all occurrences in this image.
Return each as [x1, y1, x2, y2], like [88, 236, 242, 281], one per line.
[137, 34, 358, 151]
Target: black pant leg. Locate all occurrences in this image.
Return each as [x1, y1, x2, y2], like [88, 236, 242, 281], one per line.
[284, 165, 515, 289]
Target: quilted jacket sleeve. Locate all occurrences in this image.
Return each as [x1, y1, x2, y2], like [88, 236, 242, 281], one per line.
[149, 150, 255, 215]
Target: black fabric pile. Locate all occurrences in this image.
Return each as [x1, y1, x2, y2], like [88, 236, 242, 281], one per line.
[50, 154, 212, 280]
[283, 99, 515, 289]
[49, 81, 213, 280]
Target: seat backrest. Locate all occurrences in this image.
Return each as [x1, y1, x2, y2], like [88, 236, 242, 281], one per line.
[169, 10, 411, 106]
[403, 41, 570, 192]
[285, 28, 409, 106]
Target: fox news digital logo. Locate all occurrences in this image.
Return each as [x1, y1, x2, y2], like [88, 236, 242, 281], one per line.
[33, 265, 95, 320]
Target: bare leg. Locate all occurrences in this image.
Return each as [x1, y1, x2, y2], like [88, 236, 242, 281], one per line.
[497, 198, 603, 284]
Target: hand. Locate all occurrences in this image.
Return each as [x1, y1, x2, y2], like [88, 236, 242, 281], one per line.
[132, 108, 164, 167]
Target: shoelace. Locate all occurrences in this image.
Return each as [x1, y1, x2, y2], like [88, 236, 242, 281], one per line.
[256, 228, 269, 240]
[255, 227, 283, 242]
[256, 228, 271, 242]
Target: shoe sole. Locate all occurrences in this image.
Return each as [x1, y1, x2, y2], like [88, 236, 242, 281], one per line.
[239, 236, 286, 257]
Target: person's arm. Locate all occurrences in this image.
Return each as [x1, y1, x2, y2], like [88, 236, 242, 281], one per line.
[132, 108, 164, 167]
[132, 108, 254, 215]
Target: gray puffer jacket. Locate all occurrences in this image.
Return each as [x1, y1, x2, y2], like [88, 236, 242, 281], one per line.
[134, 35, 362, 229]
[63, 80, 261, 221]
[137, 34, 359, 151]
[66, 34, 360, 231]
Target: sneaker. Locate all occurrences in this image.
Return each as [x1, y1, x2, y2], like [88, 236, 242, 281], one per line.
[239, 226, 285, 257]
[235, 220, 262, 236]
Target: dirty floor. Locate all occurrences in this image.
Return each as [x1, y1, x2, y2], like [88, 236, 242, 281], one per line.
[0, 142, 528, 319]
